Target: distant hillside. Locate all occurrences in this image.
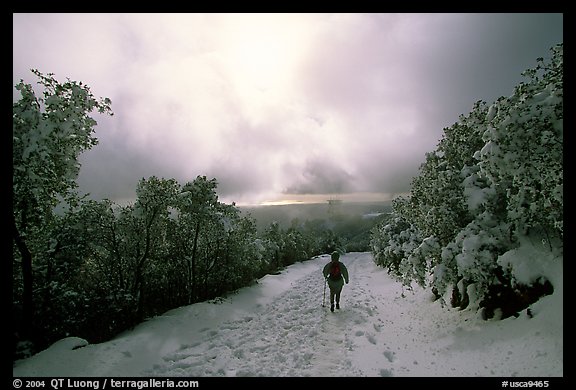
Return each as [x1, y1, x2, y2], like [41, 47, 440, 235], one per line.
[239, 201, 392, 231]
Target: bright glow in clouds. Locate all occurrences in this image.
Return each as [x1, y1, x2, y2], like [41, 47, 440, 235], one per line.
[12, 13, 563, 206]
[217, 14, 312, 95]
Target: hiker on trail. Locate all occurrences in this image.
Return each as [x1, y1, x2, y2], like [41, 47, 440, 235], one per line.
[323, 251, 349, 312]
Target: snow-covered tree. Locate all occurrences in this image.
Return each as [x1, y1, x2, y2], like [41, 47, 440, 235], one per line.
[261, 221, 285, 272]
[13, 70, 112, 346]
[29, 199, 140, 344]
[176, 175, 221, 303]
[128, 176, 180, 319]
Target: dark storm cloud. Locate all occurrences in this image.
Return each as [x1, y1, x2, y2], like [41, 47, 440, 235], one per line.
[294, 13, 563, 198]
[13, 13, 563, 205]
[284, 158, 355, 195]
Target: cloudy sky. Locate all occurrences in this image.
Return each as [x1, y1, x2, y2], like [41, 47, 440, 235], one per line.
[12, 13, 563, 206]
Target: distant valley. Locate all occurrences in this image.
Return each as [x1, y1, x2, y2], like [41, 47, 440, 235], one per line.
[239, 200, 392, 231]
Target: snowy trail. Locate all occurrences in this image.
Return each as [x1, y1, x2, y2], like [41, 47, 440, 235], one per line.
[148, 254, 368, 377]
[146, 252, 438, 377]
[13, 252, 563, 377]
[144, 252, 562, 377]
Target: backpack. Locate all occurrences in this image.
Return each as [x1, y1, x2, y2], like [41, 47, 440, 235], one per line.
[329, 262, 342, 281]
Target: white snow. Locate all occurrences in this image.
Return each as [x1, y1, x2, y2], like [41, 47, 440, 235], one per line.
[13, 252, 562, 378]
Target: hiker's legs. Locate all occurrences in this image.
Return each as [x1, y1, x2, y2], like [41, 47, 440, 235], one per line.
[329, 288, 335, 311]
[328, 280, 344, 312]
[335, 284, 343, 305]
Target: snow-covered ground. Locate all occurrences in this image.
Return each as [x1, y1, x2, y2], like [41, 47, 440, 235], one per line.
[13, 252, 562, 378]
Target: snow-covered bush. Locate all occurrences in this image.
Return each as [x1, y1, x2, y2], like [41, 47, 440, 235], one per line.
[371, 43, 563, 318]
[475, 44, 563, 240]
[371, 198, 424, 287]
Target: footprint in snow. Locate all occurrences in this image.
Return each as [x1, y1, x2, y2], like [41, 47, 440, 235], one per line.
[366, 333, 377, 345]
[383, 350, 396, 362]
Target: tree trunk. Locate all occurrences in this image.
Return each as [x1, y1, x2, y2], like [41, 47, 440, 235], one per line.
[190, 221, 201, 303]
[12, 215, 34, 341]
